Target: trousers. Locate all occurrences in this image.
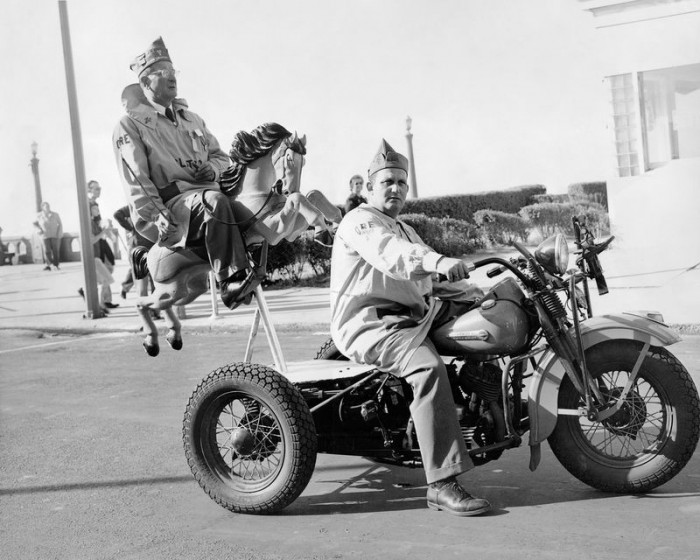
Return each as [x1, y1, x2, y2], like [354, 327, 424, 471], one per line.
[42, 237, 61, 267]
[401, 337, 473, 484]
[186, 190, 250, 282]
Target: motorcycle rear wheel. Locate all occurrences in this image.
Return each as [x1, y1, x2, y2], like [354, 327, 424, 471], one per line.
[183, 362, 317, 514]
[548, 340, 700, 493]
[315, 338, 345, 360]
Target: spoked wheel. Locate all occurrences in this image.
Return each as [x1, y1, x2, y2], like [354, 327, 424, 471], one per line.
[183, 363, 317, 514]
[549, 341, 700, 493]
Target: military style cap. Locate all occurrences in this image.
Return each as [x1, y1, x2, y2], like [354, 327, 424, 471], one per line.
[130, 36, 172, 77]
[368, 139, 409, 177]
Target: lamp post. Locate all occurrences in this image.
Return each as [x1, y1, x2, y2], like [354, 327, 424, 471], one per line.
[405, 116, 418, 198]
[30, 141, 43, 212]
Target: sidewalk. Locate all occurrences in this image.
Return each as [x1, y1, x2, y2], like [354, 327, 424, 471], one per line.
[0, 252, 698, 336]
[0, 260, 332, 335]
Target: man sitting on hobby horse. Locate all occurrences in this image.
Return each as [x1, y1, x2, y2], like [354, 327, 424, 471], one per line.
[113, 37, 255, 309]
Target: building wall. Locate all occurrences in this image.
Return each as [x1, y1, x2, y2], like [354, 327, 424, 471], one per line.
[580, 1, 700, 271]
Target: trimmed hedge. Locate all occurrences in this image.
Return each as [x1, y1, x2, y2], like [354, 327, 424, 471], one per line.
[532, 193, 570, 204]
[519, 201, 609, 240]
[402, 184, 546, 222]
[401, 213, 485, 256]
[473, 209, 529, 245]
[568, 181, 607, 210]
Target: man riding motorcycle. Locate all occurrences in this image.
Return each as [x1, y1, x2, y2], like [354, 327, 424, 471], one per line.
[329, 140, 491, 517]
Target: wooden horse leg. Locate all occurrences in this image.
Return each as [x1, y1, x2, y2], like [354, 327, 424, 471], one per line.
[136, 300, 160, 357]
[305, 190, 343, 224]
[163, 306, 182, 351]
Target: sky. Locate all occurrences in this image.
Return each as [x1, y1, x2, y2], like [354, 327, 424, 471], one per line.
[0, 0, 613, 237]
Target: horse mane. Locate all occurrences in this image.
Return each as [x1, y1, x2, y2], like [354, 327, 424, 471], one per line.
[220, 122, 306, 197]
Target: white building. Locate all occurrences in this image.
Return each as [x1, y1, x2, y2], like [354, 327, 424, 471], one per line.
[578, 0, 700, 272]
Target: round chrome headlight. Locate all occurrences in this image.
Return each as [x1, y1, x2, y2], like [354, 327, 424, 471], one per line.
[534, 233, 569, 275]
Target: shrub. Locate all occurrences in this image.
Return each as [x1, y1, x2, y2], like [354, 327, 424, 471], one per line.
[520, 202, 578, 239]
[402, 184, 545, 222]
[568, 181, 608, 210]
[532, 193, 570, 204]
[401, 214, 485, 256]
[266, 238, 307, 283]
[473, 209, 529, 245]
[520, 201, 610, 240]
[571, 202, 610, 239]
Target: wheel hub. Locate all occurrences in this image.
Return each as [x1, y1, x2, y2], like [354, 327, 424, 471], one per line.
[602, 387, 647, 438]
[230, 427, 256, 456]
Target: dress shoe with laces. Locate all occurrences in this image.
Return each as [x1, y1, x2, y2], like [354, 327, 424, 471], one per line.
[129, 246, 149, 280]
[220, 269, 259, 310]
[426, 478, 491, 517]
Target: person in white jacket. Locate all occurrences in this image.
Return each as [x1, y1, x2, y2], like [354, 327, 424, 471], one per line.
[330, 140, 490, 517]
[113, 37, 254, 309]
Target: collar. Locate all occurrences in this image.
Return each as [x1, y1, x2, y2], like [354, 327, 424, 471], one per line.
[120, 84, 190, 129]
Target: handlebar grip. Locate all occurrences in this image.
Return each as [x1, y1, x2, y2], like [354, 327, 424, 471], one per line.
[594, 273, 609, 296]
[487, 266, 505, 278]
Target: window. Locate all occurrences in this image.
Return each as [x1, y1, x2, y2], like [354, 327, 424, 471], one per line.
[608, 63, 700, 177]
[641, 63, 700, 169]
[608, 73, 641, 177]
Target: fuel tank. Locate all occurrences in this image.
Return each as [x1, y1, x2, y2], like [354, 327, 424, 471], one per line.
[432, 277, 531, 356]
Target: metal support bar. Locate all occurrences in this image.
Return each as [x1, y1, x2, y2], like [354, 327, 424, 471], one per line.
[208, 271, 220, 320]
[253, 284, 287, 374]
[244, 309, 261, 363]
[309, 370, 383, 414]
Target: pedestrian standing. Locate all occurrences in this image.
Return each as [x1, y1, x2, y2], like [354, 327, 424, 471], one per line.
[33, 202, 63, 270]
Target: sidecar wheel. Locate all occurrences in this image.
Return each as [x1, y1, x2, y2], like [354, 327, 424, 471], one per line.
[314, 338, 347, 360]
[183, 362, 317, 514]
[548, 341, 700, 493]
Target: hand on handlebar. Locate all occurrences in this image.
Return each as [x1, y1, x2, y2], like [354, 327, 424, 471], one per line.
[436, 257, 473, 282]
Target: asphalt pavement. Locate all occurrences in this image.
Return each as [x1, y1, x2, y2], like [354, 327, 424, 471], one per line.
[1, 328, 700, 560]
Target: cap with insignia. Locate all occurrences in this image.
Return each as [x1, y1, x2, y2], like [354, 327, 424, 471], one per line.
[130, 37, 172, 77]
[368, 139, 409, 177]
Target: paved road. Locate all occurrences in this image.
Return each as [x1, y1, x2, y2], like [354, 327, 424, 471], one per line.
[1, 329, 700, 560]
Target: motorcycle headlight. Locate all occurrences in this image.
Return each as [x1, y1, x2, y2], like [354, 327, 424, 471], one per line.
[535, 233, 569, 275]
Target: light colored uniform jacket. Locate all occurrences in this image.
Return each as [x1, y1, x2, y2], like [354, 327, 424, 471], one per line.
[330, 204, 478, 373]
[112, 84, 230, 247]
[34, 211, 63, 239]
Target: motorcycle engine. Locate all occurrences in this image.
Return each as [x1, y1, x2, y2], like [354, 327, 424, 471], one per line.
[338, 374, 411, 430]
[457, 361, 506, 465]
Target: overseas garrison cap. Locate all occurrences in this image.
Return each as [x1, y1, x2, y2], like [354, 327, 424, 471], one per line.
[130, 36, 172, 77]
[368, 139, 409, 177]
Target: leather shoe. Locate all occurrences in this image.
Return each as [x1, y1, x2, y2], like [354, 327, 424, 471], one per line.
[426, 478, 491, 517]
[129, 246, 149, 280]
[220, 269, 259, 310]
[104, 302, 120, 309]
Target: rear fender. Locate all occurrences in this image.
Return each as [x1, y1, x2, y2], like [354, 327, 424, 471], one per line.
[528, 312, 680, 448]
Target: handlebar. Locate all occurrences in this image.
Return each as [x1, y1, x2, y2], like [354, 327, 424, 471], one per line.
[573, 216, 613, 296]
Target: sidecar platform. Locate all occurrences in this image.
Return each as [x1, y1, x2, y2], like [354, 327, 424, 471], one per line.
[243, 284, 375, 384]
[274, 359, 375, 384]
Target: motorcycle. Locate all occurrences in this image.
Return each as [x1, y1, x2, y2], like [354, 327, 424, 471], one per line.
[182, 217, 700, 514]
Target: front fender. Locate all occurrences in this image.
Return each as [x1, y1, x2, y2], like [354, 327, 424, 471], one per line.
[528, 312, 680, 448]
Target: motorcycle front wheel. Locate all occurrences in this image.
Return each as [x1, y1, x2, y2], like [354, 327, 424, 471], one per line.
[183, 362, 317, 514]
[548, 340, 700, 493]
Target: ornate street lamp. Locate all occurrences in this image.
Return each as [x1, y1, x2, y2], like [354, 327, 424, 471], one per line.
[30, 141, 43, 212]
[405, 116, 418, 198]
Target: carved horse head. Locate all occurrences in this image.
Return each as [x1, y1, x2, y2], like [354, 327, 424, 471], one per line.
[220, 123, 307, 201]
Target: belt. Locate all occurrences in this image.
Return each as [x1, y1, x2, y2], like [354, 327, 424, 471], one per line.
[158, 182, 180, 204]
